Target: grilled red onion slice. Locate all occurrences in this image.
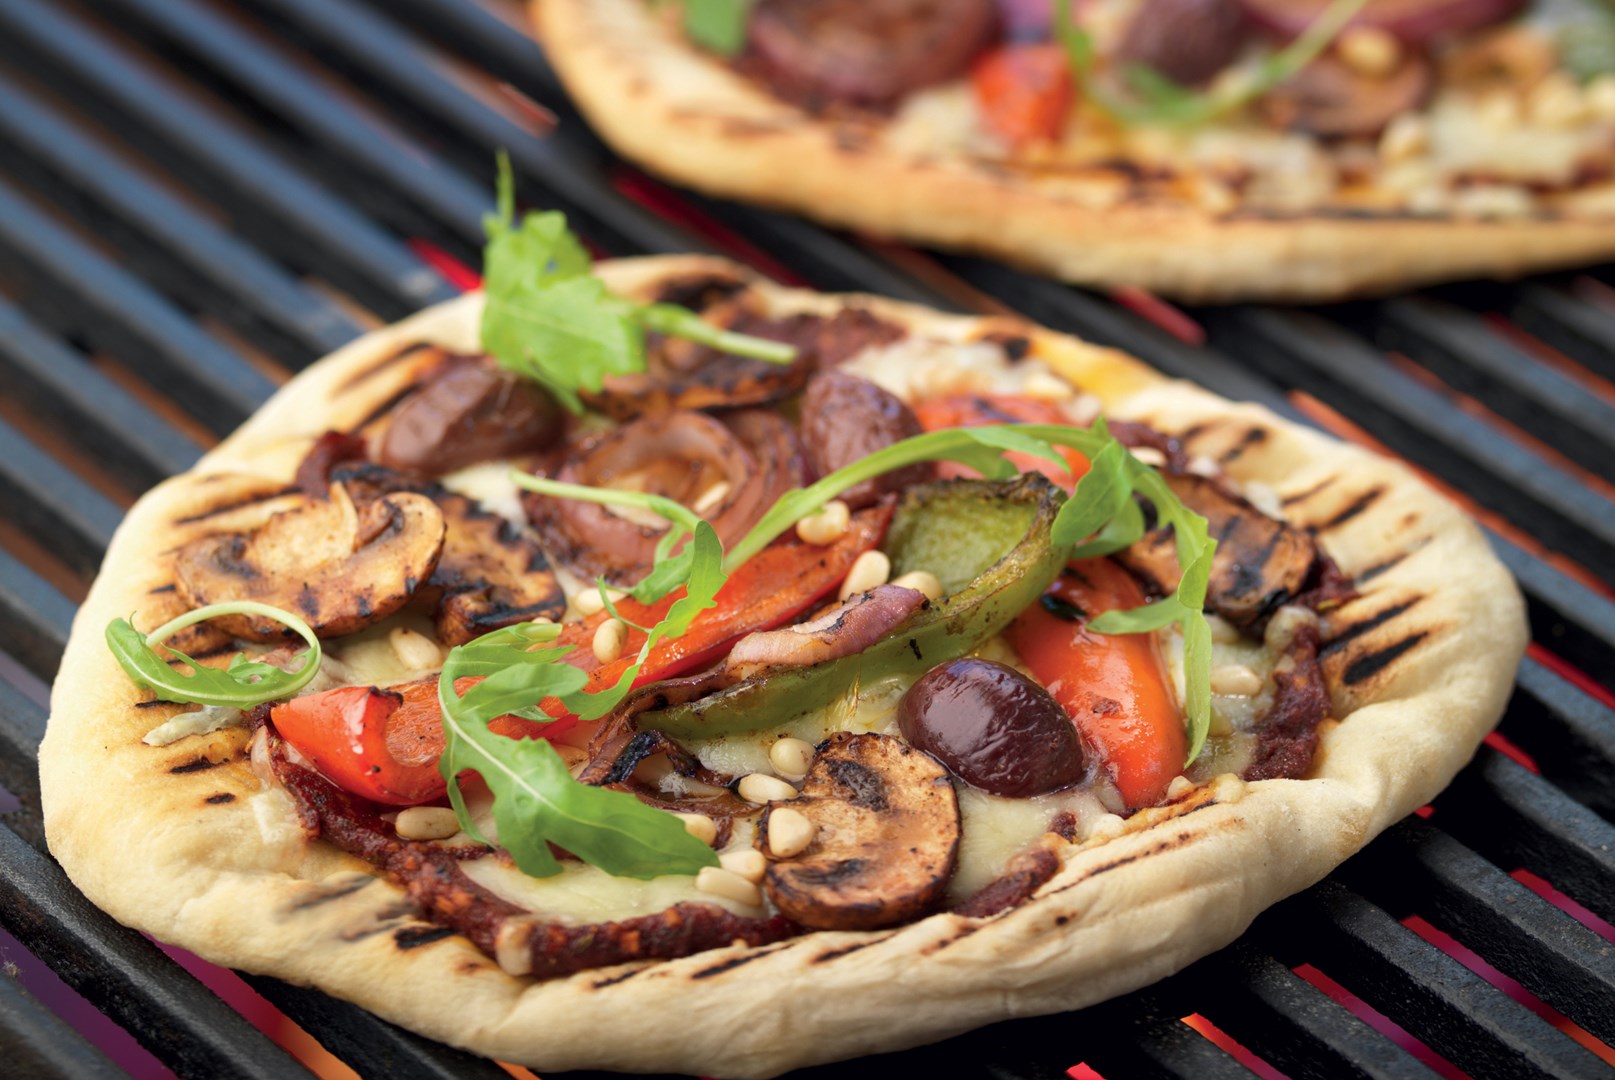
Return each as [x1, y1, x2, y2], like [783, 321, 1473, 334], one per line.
[1240, 0, 1523, 45]
[525, 410, 804, 586]
[724, 585, 928, 681]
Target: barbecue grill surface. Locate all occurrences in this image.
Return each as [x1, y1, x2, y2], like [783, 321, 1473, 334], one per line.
[1, 2, 1613, 1078]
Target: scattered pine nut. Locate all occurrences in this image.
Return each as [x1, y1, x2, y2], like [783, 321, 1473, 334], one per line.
[1166, 775, 1197, 800]
[738, 772, 799, 805]
[796, 500, 851, 546]
[395, 806, 461, 841]
[767, 807, 817, 858]
[691, 481, 732, 517]
[388, 626, 443, 670]
[494, 918, 536, 977]
[768, 737, 815, 780]
[1022, 371, 1074, 401]
[720, 848, 768, 883]
[593, 618, 628, 664]
[573, 589, 606, 617]
[1338, 26, 1401, 79]
[1210, 664, 1264, 697]
[696, 866, 763, 907]
[1129, 446, 1168, 468]
[891, 570, 944, 601]
[838, 550, 891, 601]
[674, 812, 718, 846]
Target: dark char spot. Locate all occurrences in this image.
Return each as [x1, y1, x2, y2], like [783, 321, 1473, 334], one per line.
[1343, 632, 1429, 686]
[825, 760, 888, 811]
[591, 969, 643, 989]
[1040, 594, 1086, 621]
[204, 793, 235, 804]
[1320, 596, 1421, 657]
[1320, 487, 1385, 531]
[793, 859, 868, 887]
[691, 952, 771, 979]
[394, 926, 457, 950]
[169, 757, 225, 774]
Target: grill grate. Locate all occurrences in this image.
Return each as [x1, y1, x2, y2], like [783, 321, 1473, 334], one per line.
[1, 1, 1613, 1077]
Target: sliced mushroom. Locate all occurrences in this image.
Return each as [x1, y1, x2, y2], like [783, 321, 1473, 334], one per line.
[1259, 51, 1434, 139]
[334, 463, 566, 646]
[174, 483, 446, 641]
[1116, 472, 1317, 629]
[756, 732, 959, 931]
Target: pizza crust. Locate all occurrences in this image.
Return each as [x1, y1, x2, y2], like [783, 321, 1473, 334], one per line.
[533, 0, 1615, 303]
[40, 256, 1525, 1077]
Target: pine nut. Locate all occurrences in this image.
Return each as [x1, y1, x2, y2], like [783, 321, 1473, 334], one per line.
[696, 866, 763, 907]
[1022, 371, 1074, 401]
[573, 589, 606, 617]
[738, 772, 798, 804]
[1338, 26, 1401, 79]
[592, 618, 628, 664]
[1205, 615, 1243, 644]
[1186, 454, 1220, 478]
[796, 500, 851, 546]
[720, 848, 768, 883]
[674, 811, 717, 846]
[395, 806, 461, 841]
[691, 481, 731, 517]
[494, 917, 537, 977]
[838, 550, 891, 601]
[1379, 113, 1429, 164]
[1088, 812, 1126, 840]
[1166, 775, 1197, 800]
[1210, 664, 1263, 697]
[1529, 72, 1587, 128]
[768, 737, 815, 780]
[767, 807, 817, 858]
[891, 570, 944, 601]
[388, 626, 443, 670]
[1129, 446, 1168, 468]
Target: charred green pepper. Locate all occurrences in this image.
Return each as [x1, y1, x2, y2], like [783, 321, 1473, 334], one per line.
[637, 474, 1067, 740]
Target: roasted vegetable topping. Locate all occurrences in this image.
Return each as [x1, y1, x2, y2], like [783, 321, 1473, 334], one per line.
[376, 357, 563, 476]
[174, 484, 445, 641]
[899, 657, 1087, 797]
[1116, 0, 1249, 86]
[801, 370, 934, 508]
[757, 732, 960, 930]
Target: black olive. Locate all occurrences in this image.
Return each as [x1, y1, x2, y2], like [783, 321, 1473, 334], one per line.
[898, 658, 1085, 798]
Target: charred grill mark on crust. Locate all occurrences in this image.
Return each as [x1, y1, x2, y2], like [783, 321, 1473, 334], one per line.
[1282, 477, 1338, 506]
[1219, 427, 1268, 463]
[1320, 596, 1422, 657]
[1319, 486, 1386, 531]
[174, 486, 297, 525]
[133, 700, 168, 710]
[148, 583, 177, 594]
[690, 945, 794, 980]
[924, 924, 980, 953]
[204, 792, 235, 804]
[288, 876, 376, 910]
[169, 757, 225, 774]
[1044, 832, 1199, 898]
[1343, 632, 1430, 686]
[1356, 550, 1412, 582]
[591, 969, 645, 989]
[810, 936, 893, 964]
[338, 342, 435, 391]
[394, 926, 458, 950]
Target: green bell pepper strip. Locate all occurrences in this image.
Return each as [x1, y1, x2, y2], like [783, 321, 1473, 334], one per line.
[637, 474, 1068, 740]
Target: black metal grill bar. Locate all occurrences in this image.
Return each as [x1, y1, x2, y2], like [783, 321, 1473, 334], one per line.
[1201, 308, 1615, 576]
[0, 552, 78, 687]
[1488, 534, 1615, 694]
[233, 0, 709, 259]
[0, 419, 122, 581]
[0, 0, 455, 321]
[1203, 945, 1439, 1080]
[1499, 280, 1615, 385]
[1290, 881, 1608, 1079]
[1345, 818, 1615, 1049]
[1354, 295, 1615, 481]
[0, 684, 47, 851]
[0, 71, 364, 370]
[0, 963, 127, 1080]
[1441, 749, 1615, 928]
[0, 825, 313, 1080]
[0, 176, 276, 432]
[0, 298, 203, 491]
[1503, 659, 1615, 818]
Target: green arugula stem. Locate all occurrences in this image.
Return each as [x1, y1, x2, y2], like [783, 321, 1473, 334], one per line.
[107, 601, 322, 708]
[637, 304, 795, 364]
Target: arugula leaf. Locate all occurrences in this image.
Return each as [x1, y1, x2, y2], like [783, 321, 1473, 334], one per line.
[1056, 0, 1371, 128]
[480, 155, 793, 413]
[106, 601, 322, 708]
[660, 0, 756, 56]
[437, 628, 717, 879]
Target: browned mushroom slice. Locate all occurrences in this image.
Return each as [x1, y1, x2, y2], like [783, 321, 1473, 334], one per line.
[756, 732, 959, 931]
[1116, 472, 1317, 629]
[333, 462, 566, 645]
[374, 356, 564, 477]
[1259, 52, 1434, 139]
[173, 484, 445, 641]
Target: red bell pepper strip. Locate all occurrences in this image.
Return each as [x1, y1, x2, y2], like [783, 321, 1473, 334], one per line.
[913, 394, 1091, 489]
[270, 503, 894, 805]
[971, 44, 1075, 146]
[1003, 557, 1185, 810]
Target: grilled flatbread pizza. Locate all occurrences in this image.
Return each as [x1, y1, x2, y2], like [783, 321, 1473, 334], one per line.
[535, 0, 1615, 301]
[41, 250, 1524, 1077]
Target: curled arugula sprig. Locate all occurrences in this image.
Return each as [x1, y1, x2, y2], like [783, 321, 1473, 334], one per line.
[481, 154, 793, 413]
[106, 601, 322, 708]
[435, 620, 719, 879]
[1056, 0, 1371, 128]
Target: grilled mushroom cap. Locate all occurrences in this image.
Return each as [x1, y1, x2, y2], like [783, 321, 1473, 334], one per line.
[1117, 472, 1316, 629]
[174, 484, 446, 641]
[756, 732, 959, 931]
